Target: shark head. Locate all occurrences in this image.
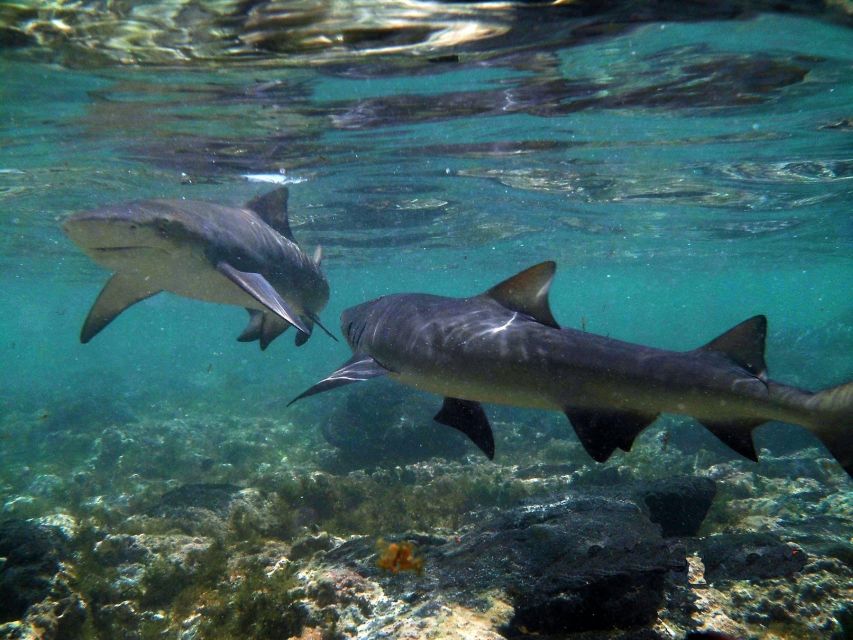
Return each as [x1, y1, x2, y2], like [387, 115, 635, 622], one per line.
[341, 297, 385, 352]
[63, 201, 196, 271]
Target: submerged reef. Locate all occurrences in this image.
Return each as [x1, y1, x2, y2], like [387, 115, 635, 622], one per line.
[0, 403, 850, 640]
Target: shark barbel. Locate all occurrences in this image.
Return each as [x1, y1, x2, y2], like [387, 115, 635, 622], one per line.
[291, 262, 852, 476]
[64, 187, 334, 349]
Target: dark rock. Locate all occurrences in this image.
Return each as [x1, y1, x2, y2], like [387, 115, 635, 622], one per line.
[699, 533, 807, 583]
[439, 495, 687, 635]
[291, 533, 337, 561]
[148, 483, 242, 518]
[0, 520, 68, 623]
[93, 534, 152, 565]
[319, 382, 470, 469]
[145, 483, 245, 536]
[633, 476, 717, 537]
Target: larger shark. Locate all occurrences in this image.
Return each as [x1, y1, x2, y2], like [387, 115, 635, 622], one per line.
[64, 187, 333, 349]
[291, 262, 852, 476]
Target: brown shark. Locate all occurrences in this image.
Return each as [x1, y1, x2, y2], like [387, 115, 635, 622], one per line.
[63, 187, 333, 349]
[291, 262, 852, 476]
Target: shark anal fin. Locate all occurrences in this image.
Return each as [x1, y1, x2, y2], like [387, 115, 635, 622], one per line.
[434, 398, 495, 460]
[217, 261, 310, 336]
[81, 273, 161, 343]
[699, 315, 768, 378]
[246, 187, 294, 242]
[565, 408, 657, 462]
[483, 261, 560, 329]
[698, 418, 763, 461]
[237, 309, 291, 350]
[287, 354, 389, 406]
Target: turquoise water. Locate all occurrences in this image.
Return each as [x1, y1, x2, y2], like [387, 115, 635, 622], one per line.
[0, 6, 852, 639]
[2, 14, 851, 418]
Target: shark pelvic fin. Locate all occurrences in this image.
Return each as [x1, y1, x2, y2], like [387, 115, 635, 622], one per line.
[237, 309, 265, 342]
[434, 398, 495, 459]
[217, 261, 310, 335]
[81, 273, 161, 343]
[295, 322, 312, 346]
[698, 315, 768, 378]
[287, 354, 389, 406]
[246, 187, 294, 242]
[484, 261, 560, 328]
[294, 314, 338, 346]
[237, 309, 291, 350]
[697, 418, 763, 461]
[565, 408, 658, 462]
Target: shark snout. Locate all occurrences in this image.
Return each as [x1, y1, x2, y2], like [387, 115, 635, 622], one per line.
[63, 214, 121, 250]
[63, 209, 160, 252]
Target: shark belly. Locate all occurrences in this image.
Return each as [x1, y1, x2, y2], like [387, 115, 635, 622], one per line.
[97, 244, 260, 309]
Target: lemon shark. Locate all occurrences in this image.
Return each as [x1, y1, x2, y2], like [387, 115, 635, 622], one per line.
[291, 262, 852, 476]
[63, 187, 334, 349]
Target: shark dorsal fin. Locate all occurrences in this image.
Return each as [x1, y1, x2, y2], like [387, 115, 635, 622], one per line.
[483, 261, 559, 328]
[699, 315, 768, 378]
[246, 187, 294, 242]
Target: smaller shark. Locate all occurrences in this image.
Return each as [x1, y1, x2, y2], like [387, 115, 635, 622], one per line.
[64, 187, 333, 349]
[290, 262, 852, 477]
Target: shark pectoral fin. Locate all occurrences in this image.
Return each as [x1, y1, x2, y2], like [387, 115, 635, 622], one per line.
[237, 309, 291, 350]
[565, 408, 658, 462]
[483, 261, 560, 328]
[216, 261, 310, 335]
[698, 315, 768, 378]
[697, 418, 763, 462]
[308, 313, 339, 342]
[433, 398, 495, 460]
[293, 313, 338, 347]
[287, 354, 389, 406]
[81, 273, 161, 343]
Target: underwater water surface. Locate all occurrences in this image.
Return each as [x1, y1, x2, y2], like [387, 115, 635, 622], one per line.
[0, 3, 851, 640]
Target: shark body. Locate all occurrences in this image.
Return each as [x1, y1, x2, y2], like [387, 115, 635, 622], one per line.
[292, 262, 852, 476]
[64, 187, 332, 349]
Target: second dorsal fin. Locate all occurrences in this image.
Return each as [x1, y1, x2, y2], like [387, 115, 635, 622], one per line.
[246, 187, 294, 242]
[482, 261, 560, 328]
[698, 315, 768, 378]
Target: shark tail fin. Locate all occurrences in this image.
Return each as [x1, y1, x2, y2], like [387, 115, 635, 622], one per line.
[802, 381, 853, 478]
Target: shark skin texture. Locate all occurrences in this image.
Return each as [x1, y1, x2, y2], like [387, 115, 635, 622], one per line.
[291, 262, 852, 476]
[64, 187, 334, 350]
